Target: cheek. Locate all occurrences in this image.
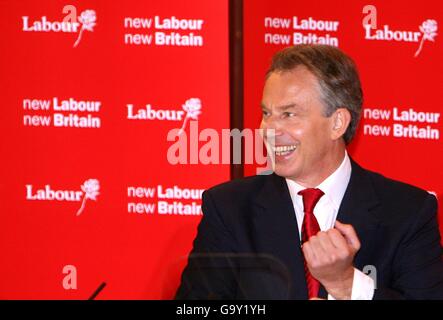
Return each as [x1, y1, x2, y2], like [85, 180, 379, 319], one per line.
[286, 124, 304, 141]
[305, 125, 333, 155]
[259, 119, 265, 129]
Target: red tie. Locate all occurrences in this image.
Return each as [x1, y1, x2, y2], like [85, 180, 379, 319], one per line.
[298, 188, 324, 299]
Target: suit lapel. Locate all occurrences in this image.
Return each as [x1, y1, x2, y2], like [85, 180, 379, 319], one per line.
[252, 174, 308, 299]
[319, 160, 381, 298]
[336, 159, 381, 268]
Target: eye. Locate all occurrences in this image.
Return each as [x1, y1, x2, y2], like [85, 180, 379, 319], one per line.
[283, 112, 295, 118]
[262, 110, 270, 117]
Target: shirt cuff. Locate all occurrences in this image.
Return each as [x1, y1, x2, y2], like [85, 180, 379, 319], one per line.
[327, 267, 375, 300]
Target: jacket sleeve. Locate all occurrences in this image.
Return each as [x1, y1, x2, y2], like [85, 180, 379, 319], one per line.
[374, 194, 443, 300]
[175, 190, 238, 299]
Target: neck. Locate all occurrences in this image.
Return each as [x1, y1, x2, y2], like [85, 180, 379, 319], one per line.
[295, 144, 346, 188]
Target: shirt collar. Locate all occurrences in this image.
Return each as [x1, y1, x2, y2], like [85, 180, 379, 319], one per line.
[285, 151, 352, 211]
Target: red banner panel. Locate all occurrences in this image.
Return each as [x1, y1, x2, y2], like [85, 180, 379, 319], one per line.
[0, 0, 229, 299]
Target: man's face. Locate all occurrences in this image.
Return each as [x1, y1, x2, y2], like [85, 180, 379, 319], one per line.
[260, 67, 337, 186]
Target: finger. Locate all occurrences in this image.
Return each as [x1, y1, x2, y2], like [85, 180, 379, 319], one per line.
[308, 235, 326, 259]
[334, 221, 358, 248]
[315, 231, 336, 253]
[326, 228, 348, 249]
[302, 241, 315, 265]
[334, 221, 361, 251]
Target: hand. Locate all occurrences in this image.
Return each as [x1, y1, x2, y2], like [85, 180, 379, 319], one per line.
[302, 220, 361, 299]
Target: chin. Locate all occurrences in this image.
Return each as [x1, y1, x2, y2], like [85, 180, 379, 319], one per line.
[273, 164, 298, 180]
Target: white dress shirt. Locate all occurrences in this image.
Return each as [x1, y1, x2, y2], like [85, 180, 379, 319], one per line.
[285, 151, 374, 300]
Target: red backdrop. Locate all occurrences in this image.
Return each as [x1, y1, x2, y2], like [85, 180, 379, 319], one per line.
[0, 0, 230, 299]
[243, 0, 442, 236]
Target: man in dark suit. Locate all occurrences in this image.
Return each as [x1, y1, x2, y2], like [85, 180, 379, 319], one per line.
[176, 44, 443, 300]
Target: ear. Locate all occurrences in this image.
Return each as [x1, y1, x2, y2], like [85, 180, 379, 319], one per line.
[330, 108, 351, 141]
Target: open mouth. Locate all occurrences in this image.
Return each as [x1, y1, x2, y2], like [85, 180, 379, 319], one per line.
[273, 145, 297, 157]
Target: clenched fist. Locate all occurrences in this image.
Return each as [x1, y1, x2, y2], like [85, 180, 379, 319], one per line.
[302, 220, 361, 299]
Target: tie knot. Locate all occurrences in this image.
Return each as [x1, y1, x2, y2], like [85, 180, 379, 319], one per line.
[297, 188, 324, 214]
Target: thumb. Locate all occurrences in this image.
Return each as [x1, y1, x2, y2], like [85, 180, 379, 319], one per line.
[334, 220, 361, 251]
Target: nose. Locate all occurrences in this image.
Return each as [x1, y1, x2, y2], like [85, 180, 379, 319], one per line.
[260, 117, 283, 147]
[261, 116, 283, 137]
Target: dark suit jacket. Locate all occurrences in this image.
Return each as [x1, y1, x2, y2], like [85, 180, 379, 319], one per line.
[176, 160, 443, 299]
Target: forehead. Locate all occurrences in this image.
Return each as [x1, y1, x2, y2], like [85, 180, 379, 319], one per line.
[262, 67, 322, 108]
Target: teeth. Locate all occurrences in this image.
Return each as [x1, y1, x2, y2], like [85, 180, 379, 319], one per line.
[274, 145, 297, 156]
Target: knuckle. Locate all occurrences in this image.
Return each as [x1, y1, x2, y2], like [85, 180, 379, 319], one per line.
[310, 260, 319, 269]
[346, 247, 354, 257]
[339, 248, 351, 259]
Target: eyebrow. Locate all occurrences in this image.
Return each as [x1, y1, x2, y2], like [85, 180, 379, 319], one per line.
[260, 103, 298, 111]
